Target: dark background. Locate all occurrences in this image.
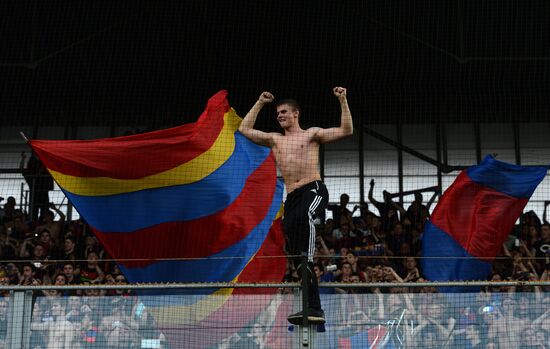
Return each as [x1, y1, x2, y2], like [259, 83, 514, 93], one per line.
[1, 1, 549, 129]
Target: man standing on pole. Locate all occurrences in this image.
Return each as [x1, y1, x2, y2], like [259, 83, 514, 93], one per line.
[239, 87, 353, 325]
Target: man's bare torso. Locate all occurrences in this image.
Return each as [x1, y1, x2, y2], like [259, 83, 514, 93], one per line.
[272, 128, 321, 193]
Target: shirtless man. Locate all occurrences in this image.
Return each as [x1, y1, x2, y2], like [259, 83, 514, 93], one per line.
[239, 87, 353, 325]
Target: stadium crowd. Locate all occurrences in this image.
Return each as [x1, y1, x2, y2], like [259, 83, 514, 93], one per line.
[0, 175, 549, 348]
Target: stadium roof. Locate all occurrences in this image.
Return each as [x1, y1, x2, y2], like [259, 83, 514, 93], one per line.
[1, 1, 549, 127]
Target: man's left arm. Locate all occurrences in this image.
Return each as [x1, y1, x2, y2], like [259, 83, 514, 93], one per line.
[314, 87, 354, 144]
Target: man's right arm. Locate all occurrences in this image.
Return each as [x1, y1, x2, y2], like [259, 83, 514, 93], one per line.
[368, 179, 381, 207]
[238, 92, 276, 147]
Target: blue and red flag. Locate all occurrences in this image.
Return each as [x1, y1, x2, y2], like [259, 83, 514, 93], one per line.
[29, 91, 287, 346]
[422, 155, 547, 290]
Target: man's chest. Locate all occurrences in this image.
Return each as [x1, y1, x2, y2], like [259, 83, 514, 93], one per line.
[274, 135, 317, 155]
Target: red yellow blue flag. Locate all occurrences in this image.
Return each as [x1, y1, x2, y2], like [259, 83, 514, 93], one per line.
[29, 90, 286, 286]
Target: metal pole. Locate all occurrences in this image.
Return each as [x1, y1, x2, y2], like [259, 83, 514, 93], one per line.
[358, 116, 365, 204]
[474, 121, 482, 164]
[300, 253, 310, 347]
[513, 120, 521, 165]
[6, 291, 24, 349]
[397, 122, 404, 205]
[30, 175, 36, 219]
[19, 183, 25, 211]
[436, 121, 443, 191]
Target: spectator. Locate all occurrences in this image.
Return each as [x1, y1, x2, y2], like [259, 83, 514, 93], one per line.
[80, 251, 105, 284]
[19, 235, 37, 259]
[114, 274, 131, 296]
[533, 224, 550, 271]
[4, 263, 20, 285]
[520, 326, 545, 349]
[100, 304, 139, 349]
[321, 218, 336, 246]
[82, 281, 101, 298]
[65, 295, 84, 324]
[368, 179, 400, 233]
[387, 222, 410, 256]
[30, 300, 75, 349]
[0, 228, 18, 260]
[399, 256, 421, 282]
[1, 197, 16, 224]
[83, 235, 104, 260]
[0, 271, 8, 298]
[76, 312, 107, 348]
[353, 201, 376, 223]
[34, 204, 65, 244]
[333, 223, 356, 250]
[62, 262, 81, 286]
[533, 297, 550, 335]
[344, 252, 367, 281]
[415, 295, 455, 347]
[336, 262, 354, 283]
[327, 193, 353, 229]
[462, 323, 485, 349]
[37, 229, 60, 260]
[43, 273, 68, 297]
[314, 263, 336, 294]
[62, 236, 81, 263]
[487, 297, 524, 348]
[367, 264, 386, 283]
[19, 263, 40, 286]
[406, 191, 437, 227]
[20, 152, 54, 222]
[5, 213, 31, 241]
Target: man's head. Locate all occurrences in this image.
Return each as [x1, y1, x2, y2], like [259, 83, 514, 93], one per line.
[275, 100, 300, 129]
[51, 301, 65, 317]
[340, 193, 350, 206]
[313, 264, 324, 279]
[40, 210, 54, 223]
[541, 224, 550, 240]
[114, 274, 127, 294]
[54, 273, 67, 285]
[64, 236, 76, 253]
[6, 196, 15, 207]
[87, 251, 99, 263]
[63, 263, 75, 279]
[22, 263, 35, 279]
[403, 256, 417, 270]
[340, 223, 350, 235]
[39, 229, 51, 244]
[33, 244, 46, 259]
[393, 223, 403, 235]
[341, 262, 352, 276]
[345, 252, 358, 266]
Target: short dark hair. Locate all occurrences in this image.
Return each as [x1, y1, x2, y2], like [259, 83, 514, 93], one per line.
[275, 99, 300, 113]
[314, 263, 325, 273]
[63, 262, 75, 269]
[22, 263, 36, 273]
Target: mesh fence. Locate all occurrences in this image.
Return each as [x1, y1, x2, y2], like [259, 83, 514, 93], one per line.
[4, 288, 544, 349]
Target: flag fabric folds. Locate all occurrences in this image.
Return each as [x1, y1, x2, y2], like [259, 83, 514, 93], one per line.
[422, 155, 547, 289]
[29, 90, 286, 287]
